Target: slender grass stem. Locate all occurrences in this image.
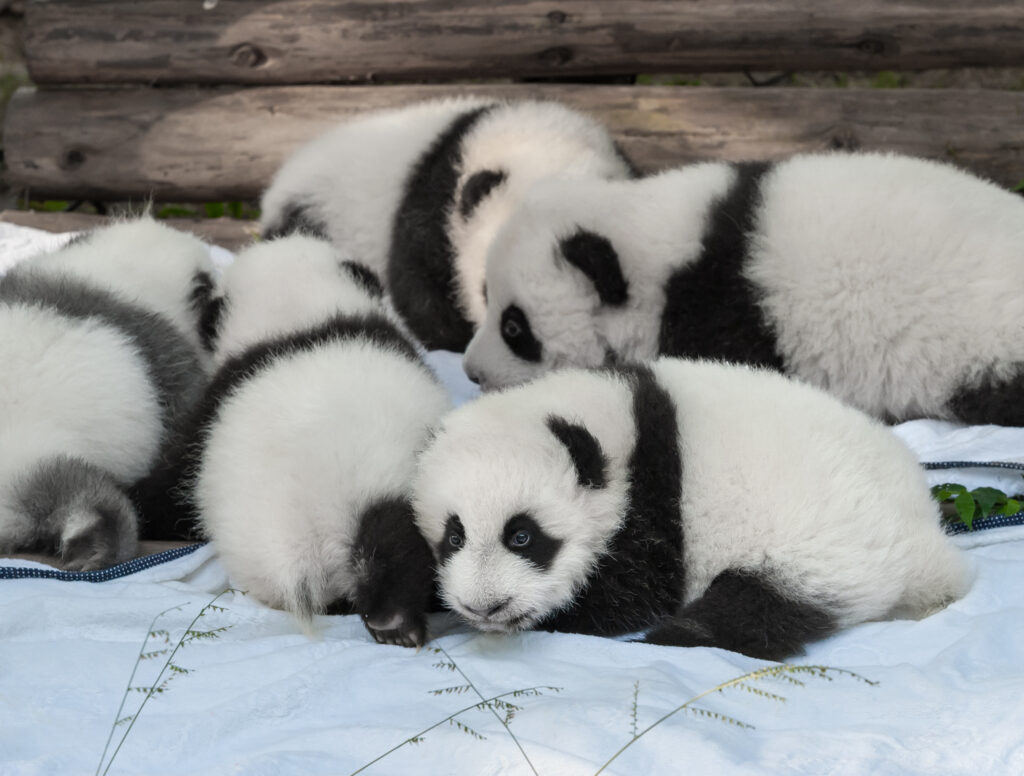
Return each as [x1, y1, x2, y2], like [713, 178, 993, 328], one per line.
[99, 589, 234, 776]
[435, 643, 540, 775]
[95, 604, 186, 776]
[348, 685, 560, 776]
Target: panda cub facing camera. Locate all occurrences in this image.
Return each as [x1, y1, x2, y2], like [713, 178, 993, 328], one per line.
[413, 359, 970, 660]
[260, 97, 636, 352]
[165, 235, 450, 647]
[466, 152, 1024, 425]
[0, 219, 214, 569]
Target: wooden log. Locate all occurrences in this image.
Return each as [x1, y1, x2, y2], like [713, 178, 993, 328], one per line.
[5, 83, 1024, 201]
[23, 0, 1024, 85]
[0, 210, 259, 251]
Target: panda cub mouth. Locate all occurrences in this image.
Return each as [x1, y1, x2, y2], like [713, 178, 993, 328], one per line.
[457, 606, 534, 633]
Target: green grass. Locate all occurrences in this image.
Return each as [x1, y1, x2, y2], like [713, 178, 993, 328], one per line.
[869, 70, 907, 89]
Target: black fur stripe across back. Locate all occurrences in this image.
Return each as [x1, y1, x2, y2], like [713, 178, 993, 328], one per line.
[132, 313, 423, 540]
[0, 270, 205, 436]
[658, 161, 784, 370]
[539, 365, 684, 636]
[387, 104, 495, 352]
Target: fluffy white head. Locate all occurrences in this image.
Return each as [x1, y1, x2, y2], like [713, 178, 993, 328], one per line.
[213, 234, 385, 362]
[413, 370, 633, 631]
[31, 217, 216, 355]
[448, 100, 636, 326]
[464, 165, 733, 389]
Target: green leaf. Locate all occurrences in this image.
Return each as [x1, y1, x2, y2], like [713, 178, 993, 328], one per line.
[932, 483, 968, 502]
[157, 205, 198, 218]
[204, 202, 225, 219]
[954, 492, 976, 528]
[971, 487, 1006, 518]
[1013, 179, 1024, 192]
[1001, 499, 1022, 516]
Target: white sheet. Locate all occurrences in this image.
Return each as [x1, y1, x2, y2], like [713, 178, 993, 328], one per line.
[3, 222, 1024, 776]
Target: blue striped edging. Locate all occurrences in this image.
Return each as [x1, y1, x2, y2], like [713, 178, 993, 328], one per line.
[0, 543, 205, 582]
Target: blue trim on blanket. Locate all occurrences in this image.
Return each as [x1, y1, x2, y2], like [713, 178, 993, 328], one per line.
[0, 543, 205, 582]
[924, 460, 1024, 473]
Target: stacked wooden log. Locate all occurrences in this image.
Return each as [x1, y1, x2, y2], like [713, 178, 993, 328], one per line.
[4, 0, 1024, 203]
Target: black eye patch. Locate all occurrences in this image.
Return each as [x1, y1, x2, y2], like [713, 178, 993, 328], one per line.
[438, 514, 465, 564]
[459, 169, 508, 220]
[502, 512, 562, 571]
[500, 304, 542, 362]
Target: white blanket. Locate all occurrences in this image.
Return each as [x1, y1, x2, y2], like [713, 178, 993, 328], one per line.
[2, 222, 1023, 776]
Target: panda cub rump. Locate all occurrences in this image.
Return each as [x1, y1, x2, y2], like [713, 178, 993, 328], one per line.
[192, 236, 451, 646]
[413, 359, 969, 659]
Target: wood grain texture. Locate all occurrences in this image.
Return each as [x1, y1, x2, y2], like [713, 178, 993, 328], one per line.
[6, 84, 1024, 201]
[0, 210, 259, 250]
[23, 0, 1024, 84]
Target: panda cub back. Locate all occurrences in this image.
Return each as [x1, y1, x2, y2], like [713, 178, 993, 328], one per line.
[413, 359, 969, 659]
[0, 219, 213, 569]
[187, 236, 450, 646]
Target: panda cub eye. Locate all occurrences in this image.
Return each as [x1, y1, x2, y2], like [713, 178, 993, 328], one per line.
[448, 533, 463, 548]
[509, 530, 532, 549]
[500, 305, 542, 363]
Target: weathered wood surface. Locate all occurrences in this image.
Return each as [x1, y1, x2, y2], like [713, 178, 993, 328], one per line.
[23, 0, 1024, 84]
[0, 210, 259, 250]
[6, 83, 1024, 201]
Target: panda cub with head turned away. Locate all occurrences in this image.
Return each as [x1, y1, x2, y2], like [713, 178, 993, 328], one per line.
[260, 97, 636, 352]
[0, 219, 214, 569]
[414, 359, 969, 660]
[150, 235, 450, 647]
[465, 152, 1024, 425]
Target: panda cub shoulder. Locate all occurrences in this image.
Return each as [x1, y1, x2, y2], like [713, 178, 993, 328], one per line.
[413, 358, 969, 660]
[0, 219, 213, 569]
[261, 97, 635, 352]
[177, 235, 450, 646]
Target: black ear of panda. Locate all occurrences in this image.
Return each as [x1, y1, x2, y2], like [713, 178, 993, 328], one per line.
[558, 229, 629, 307]
[459, 169, 508, 220]
[546, 415, 608, 489]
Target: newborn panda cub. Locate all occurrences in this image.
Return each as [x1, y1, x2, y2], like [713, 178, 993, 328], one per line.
[260, 97, 635, 351]
[467, 152, 1024, 425]
[414, 359, 970, 660]
[187, 236, 450, 647]
[0, 219, 214, 569]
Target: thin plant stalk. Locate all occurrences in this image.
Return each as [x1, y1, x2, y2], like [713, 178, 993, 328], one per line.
[348, 685, 560, 776]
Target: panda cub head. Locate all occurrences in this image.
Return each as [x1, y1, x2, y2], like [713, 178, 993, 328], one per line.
[463, 181, 630, 390]
[213, 234, 384, 362]
[413, 371, 631, 631]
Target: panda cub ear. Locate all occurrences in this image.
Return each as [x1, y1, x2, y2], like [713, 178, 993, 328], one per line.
[339, 260, 384, 299]
[546, 415, 608, 489]
[558, 229, 629, 307]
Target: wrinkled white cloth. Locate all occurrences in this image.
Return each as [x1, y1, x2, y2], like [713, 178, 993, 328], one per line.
[2, 222, 1024, 776]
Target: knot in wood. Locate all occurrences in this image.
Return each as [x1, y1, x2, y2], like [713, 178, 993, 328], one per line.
[539, 46, 573, 67]
[829, 129, 860, 151]
[230, 42, 267, 69]
[856, 35, 897, 56]
[60, 148, 86, 171]
[547, 10, 567, 25]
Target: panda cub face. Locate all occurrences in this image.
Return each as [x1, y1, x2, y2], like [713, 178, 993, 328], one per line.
[413, 376, 630, 631]
[462, 193, 626, 389]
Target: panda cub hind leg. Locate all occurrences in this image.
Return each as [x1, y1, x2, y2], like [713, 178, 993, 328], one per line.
[643, 569, 836, 661]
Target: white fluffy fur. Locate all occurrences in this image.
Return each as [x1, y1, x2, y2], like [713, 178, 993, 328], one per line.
[414, 359, 970, 635]
[212, 235, 380, 363]
[0, 300, 160, 555]
[195, 237, 451, 617]
[466, 153, 1024, 420]
[33, 217, 217, 360]
[260, 97, 634, 326]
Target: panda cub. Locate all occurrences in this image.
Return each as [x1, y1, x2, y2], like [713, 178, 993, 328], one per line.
[260, 97, 636, 352]
[413, 359, 970, 660]
[0, 219, 214, 569]
[465, 152, 1024, 425]
[167, 235, 450, 647]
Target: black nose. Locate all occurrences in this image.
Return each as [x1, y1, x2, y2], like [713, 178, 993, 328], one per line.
[465, 370, 481, 385]
[462, 599, 510, 618]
